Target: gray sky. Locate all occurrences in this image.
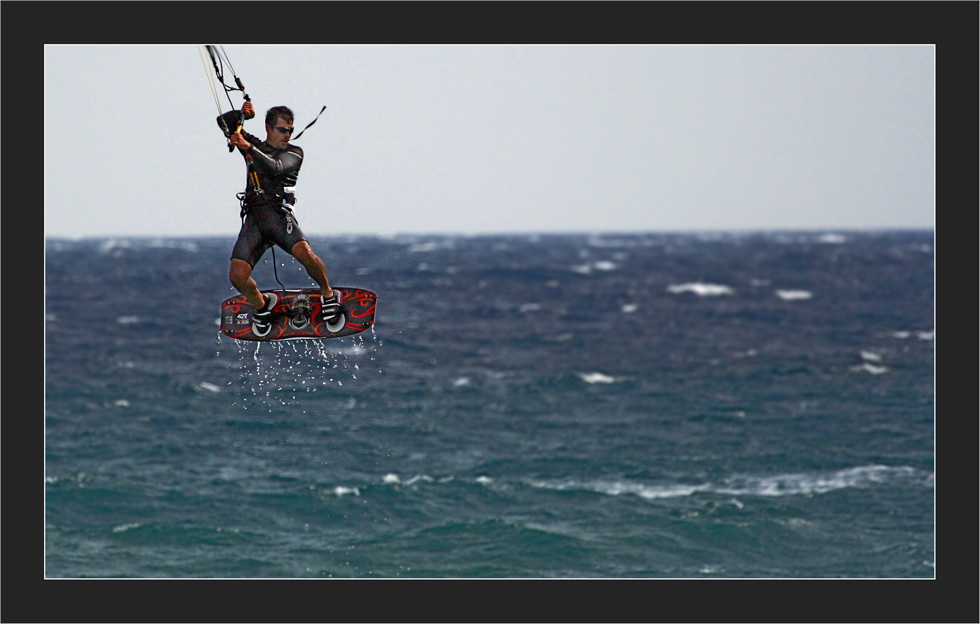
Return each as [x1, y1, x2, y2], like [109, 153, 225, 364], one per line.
[44, 44, 934, 238]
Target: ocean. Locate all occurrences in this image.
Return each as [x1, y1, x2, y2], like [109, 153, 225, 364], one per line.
[43, 230, 935, 582]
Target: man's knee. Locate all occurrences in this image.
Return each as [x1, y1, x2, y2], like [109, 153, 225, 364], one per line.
[229, 259, 251, 286]
[291, 241, 316, 265]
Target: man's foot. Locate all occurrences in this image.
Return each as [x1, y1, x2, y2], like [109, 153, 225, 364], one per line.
[321, 291, 344, 329]
[252, 292, 278, 337]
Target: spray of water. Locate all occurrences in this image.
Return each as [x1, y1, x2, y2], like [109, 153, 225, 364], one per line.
[215, 328, 383, 414]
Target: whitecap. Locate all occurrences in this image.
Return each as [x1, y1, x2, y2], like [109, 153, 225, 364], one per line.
[578, 372, 616, 384]
[408, 240, 455, 252]
[853, 363, 888, 375]
[148, 239, 198, 252]
[197, 382, 221, 393]
[333, 486, 360, 497]
[667, 283, 734, 296]
[632, 483, 710, 499]
[571, 260, 619, 274]
[816, 233, 847, 244]
[860, 351, 882, 362]
[381, 473, 434, 487]
[561, 479, 708, 500]
[112, 523, 142, 533]
[889, 330, 933, 341]
[587, 236, 632, 248]
[113, 399, 130, 407]
[717, 465, 915, 497]
[775, 289, 812, 301]
[452, 377, 471, 387]
[98, 239, 133, 254]
[527, 465, 924, 504]
[621, 303, 638, 313]
[116, 315, 140, 324]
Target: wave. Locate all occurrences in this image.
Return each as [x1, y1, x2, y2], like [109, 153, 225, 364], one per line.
[146, 239, 200, 252]
[667, 283, 734, 296]
[816, 234, 847, 244]
[852, 363, 889, 375]
[524, 465, 927, 500]
[891, 330, 934, 341]
[775, 289, 812, 301]
[112, 522, 143, 533]
[310, 465, 929, 504]
[92, 238, 201, 254]
[527, 478, 710, 500]
[769, 232, 848, 245]
[576, 372, 617, 384]
[570, 260, 618, 275]
[406, 239, 457, 253]
[381, 473, 438, 486]
[713, 465, 921, 496]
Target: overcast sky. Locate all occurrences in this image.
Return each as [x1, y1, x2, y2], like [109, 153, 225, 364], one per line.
[44, 44, 934, 238]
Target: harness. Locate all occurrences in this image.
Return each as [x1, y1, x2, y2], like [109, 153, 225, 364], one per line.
[236, 185, 296, 221]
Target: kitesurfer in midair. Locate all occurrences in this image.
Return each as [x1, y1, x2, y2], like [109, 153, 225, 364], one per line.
[225, 101, 342, 337]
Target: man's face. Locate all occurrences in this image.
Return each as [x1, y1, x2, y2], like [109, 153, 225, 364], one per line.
[266, 117, 294, 149]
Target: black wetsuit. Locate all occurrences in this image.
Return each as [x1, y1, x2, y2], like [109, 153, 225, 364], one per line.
[230, 131, 308, 267]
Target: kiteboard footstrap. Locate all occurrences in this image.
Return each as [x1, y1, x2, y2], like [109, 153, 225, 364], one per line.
[321, 291, 343, 323]
[252, 292, 279, 337]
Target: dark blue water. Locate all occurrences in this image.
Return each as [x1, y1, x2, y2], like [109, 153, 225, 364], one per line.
[44, 231, 934, 579]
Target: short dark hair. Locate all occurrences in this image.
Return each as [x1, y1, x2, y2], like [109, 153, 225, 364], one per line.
[265, 106, 294, 127]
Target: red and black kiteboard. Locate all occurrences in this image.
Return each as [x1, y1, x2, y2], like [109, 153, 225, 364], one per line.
[220, 287, 378, 342]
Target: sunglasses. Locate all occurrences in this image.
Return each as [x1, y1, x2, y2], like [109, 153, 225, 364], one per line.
[274, 126, 294, 134]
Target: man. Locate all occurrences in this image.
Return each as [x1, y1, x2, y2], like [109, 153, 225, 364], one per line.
[225, 101, 342, 337]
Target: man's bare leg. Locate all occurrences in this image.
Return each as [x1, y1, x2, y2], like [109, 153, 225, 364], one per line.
[229, 258, 268, 309]
[290, 241, 334, 301]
